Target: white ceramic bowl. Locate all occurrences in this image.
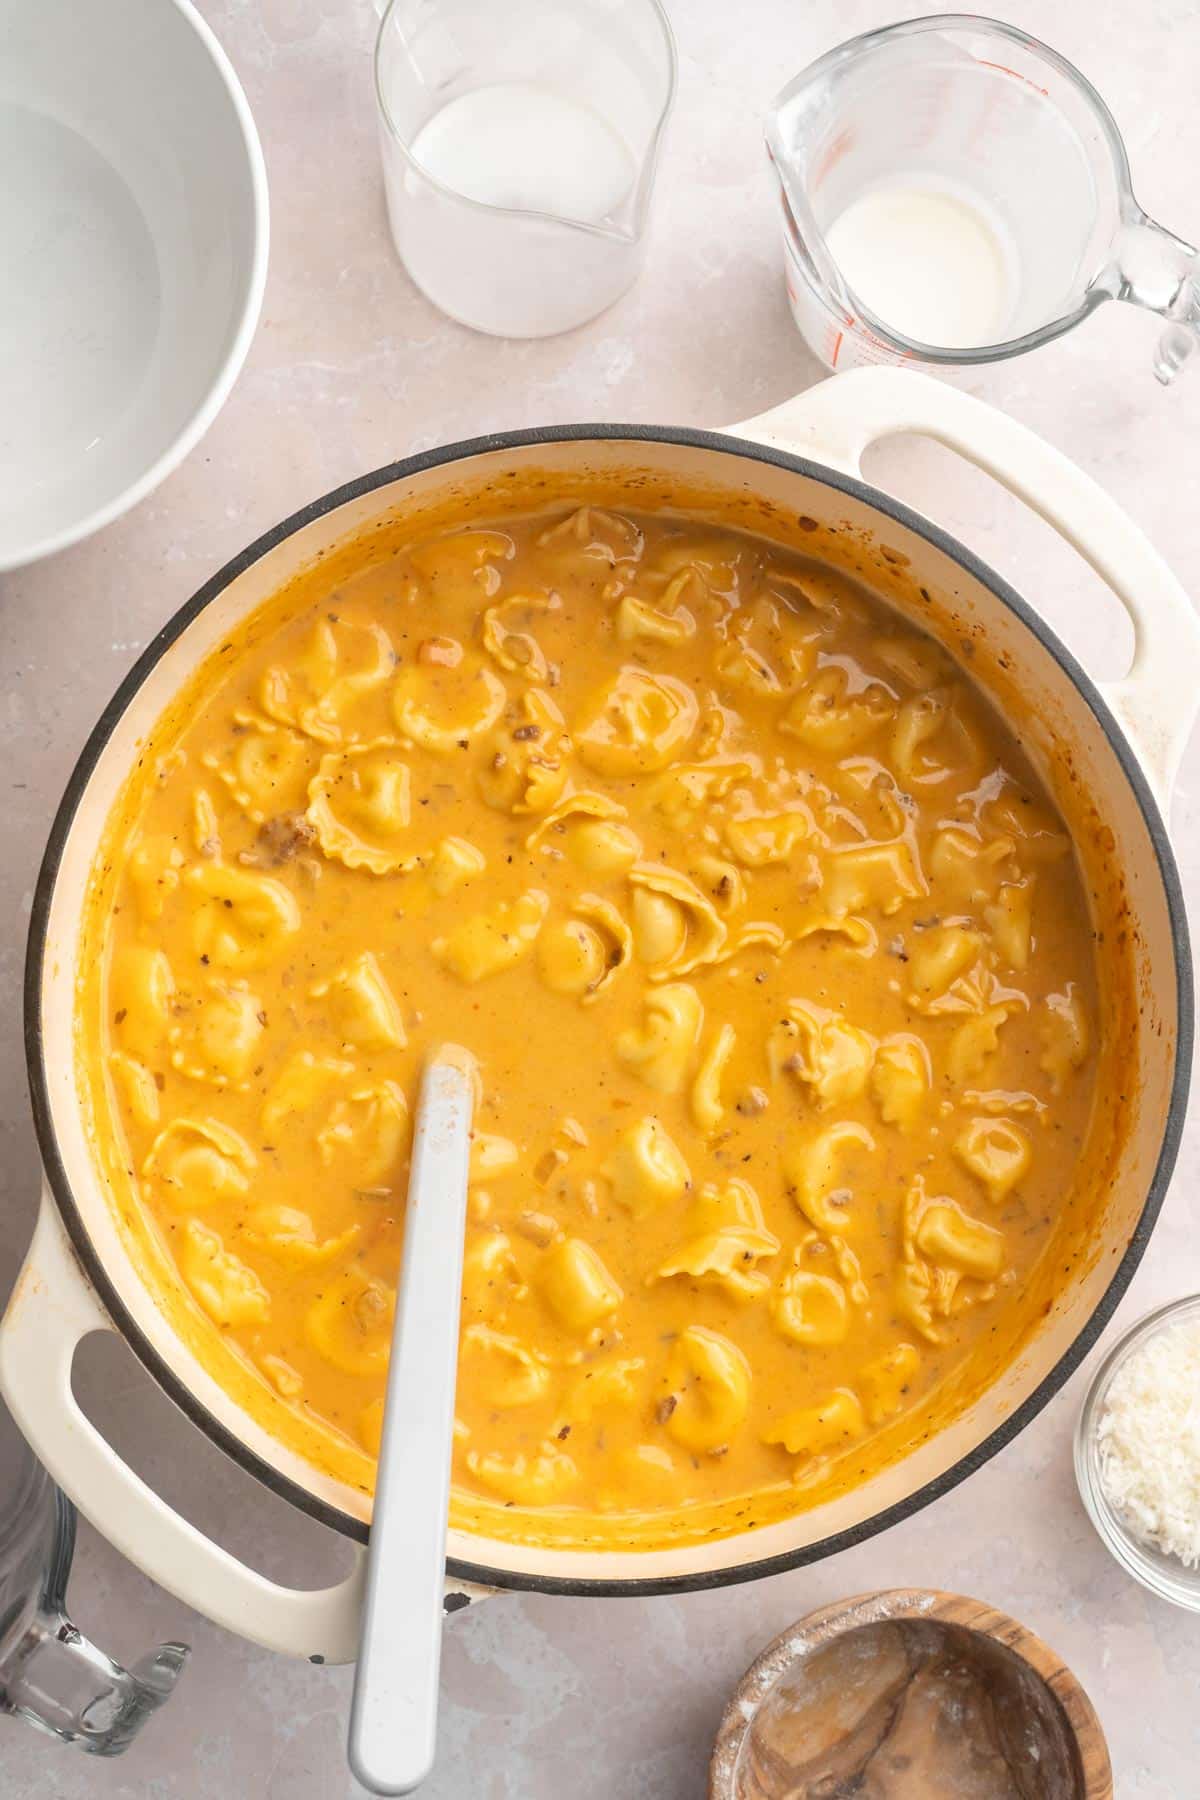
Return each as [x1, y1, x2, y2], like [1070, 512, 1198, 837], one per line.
[0, 0, 268, 570]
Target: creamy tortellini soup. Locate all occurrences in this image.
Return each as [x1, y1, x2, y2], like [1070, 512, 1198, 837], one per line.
[82, 496, 1114, 1548]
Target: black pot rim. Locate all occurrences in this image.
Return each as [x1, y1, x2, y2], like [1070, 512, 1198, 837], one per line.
[24, 421, 1193, 1598]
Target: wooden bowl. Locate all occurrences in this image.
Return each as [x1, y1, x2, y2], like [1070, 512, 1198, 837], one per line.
[709, 1589, 1112, 1799]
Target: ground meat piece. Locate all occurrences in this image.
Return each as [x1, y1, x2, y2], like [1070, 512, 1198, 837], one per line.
[533, 1148, 568, 1187]
[238, 812, 317, 867]
[515, 1210, 560, 1247]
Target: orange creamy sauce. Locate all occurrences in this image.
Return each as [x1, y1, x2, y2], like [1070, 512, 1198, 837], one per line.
[83, 504, 1100, 1542]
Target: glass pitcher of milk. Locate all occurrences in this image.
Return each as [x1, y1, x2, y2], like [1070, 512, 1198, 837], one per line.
[766, 17, 1200, 382]
[375, 0, 676, 338]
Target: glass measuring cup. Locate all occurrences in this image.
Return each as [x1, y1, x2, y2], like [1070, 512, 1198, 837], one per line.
[374, 0, 676, 338]
[0, 1399, 187, 1754]
[766, 16, 1200, 381]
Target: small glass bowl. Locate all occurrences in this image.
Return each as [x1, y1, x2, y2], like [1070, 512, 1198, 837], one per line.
[1075, 1293, 1200, 1612]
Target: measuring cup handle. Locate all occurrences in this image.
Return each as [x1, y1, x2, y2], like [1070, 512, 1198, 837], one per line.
[730, 368, 1200, 802]
[1107, 212, 1200, 385]
[2, 1497, 189, 1758]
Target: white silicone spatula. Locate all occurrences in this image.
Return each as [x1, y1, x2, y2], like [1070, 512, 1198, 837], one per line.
[348, 1046, 476, 1796]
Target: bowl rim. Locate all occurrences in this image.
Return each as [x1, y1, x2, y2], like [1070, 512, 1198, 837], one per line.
[1075, 1291, 1200, 1610]
[22, 422, 1194, 1593]
[707, 1587, 1114, 1799]
[0, 0, 269, 573]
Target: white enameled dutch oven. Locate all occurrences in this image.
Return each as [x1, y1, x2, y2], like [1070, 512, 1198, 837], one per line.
[2, 370, 1195, 1664]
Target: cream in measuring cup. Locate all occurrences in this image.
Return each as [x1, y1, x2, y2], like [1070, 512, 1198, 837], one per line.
[767, 16, 1200, 380]
[824, 180, 1017, 351]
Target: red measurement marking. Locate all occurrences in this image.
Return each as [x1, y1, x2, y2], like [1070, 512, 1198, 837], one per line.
[831, 331, 844, 367]
[977, 58, 1050, 96]
[814, 127, 856, 186]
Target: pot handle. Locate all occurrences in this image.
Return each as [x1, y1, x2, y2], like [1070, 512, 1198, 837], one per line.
[730, 368, 1200, 802]
[2, 1195, 376, 1662]
[0, 1195, 497, 1661]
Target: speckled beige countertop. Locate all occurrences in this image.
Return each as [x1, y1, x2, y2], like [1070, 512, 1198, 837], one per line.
[2, 1, 1200, 1793]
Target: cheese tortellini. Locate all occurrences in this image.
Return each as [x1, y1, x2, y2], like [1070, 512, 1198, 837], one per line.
[772, 1259, 850, 1346]
[763, 1388, 864, 1461]
[629, 865, 726, 978]
[724, 809, 813, 869]
[781, 667, 892, 754]
[602, 1117, 691, 1216]
[393, 652, 507, 752]
[773, 1001, 876, 1110]
[482, 590, 558, 680]
[890, 688, 985, 788]
[615, 983, 703, 1093]
[954, 1116, 1032, 1203]
[306, 741, 414, 873]
[261, 1050, 353, 1131]
[143, 1117, 256, 1213]
[111, 945, 174, 1063]
[205, 717, 314, 823]
[187, 863, 301, 971]
[92, 494, 1104, 1541]
[182, 1221, 270, 1327]
[615, 591, 697, 647]
[465, 1443, 579, 1506]
[306, 1268, 395, 1376]
[476, 688, 571, 815]
[819, 839, 927, 918]
[858, 1343, 920, 1425]
[243, 1205, 360, 1267]
[655, 1180, 779, 1302]
[576, 667, 698, 776]
[538, 1238, 623, 1333]
[316, 1081, 410, 1186]
[537, 895, 630, 1002]
[109, 1050, 161, 1128]
[462, 1325, 551, 1407]
[1041, 986, 1090, 1091]
[309, 952, 406, 1051]
[660, 1328, 751, 1453]
[870, 1035, 930, 1131]
[434, 890, 549, 983]
[915, 1202, 1005, 1281]
[691, 1022, 736, 1134]
[784, 1122, 875, 1234]
[261, 616, 394, 744]
[170, 979, 265, 1086]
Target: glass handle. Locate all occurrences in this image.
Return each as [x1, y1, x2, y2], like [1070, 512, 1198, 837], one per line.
[2, 1606, 188, 1757]
[1, 1491, 188, 1760]
[1152, 314, 1199, 385]
[1107, 212, 1200, 384]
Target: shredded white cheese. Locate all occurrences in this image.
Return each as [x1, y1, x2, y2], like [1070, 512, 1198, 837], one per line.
[1096, 1318, 1200, 1567]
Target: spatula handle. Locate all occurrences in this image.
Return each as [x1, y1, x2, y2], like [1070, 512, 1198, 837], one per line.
[349, 1052, 475, 1795]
